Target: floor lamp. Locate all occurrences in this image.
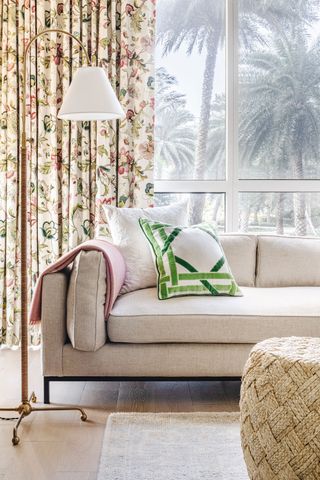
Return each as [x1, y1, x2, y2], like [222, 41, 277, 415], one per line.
[0, 29, 124, 446]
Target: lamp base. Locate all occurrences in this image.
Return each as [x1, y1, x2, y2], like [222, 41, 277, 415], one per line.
[0, 392, 87, 445]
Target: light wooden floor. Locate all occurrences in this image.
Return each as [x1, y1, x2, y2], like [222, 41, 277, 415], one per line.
[0, 349, 240, 480]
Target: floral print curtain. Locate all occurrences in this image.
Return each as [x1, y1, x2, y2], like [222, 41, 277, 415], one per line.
[0, 0, 155, 347]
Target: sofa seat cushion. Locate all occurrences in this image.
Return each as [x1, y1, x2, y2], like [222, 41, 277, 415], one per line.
[108, 287, 320, 344]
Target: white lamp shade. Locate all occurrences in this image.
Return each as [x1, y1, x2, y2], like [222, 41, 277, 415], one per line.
[58, 66, 125, 121]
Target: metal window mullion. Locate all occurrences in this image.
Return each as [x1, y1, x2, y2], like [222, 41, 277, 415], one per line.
[226, 0, 238, 233]
[155, 180, 229, 193]
[237, 179, 320, 192]
[154, 179, 320, 193]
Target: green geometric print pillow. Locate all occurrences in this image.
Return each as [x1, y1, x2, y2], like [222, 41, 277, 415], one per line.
[139, 219, 242, 300]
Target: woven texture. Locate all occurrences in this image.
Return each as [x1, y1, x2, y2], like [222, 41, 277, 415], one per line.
[240, 337, 320, 480]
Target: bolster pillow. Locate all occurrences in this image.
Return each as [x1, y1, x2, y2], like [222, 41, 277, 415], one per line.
[67, 250, 108, 352]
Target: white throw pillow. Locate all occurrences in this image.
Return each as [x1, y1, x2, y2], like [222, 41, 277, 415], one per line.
[103, 202, 188, 293]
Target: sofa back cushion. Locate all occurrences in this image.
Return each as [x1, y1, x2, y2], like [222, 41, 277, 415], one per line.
[67, 250, 107, 351]
[256, 235, 320, 287]
[219, 234, 257, 287]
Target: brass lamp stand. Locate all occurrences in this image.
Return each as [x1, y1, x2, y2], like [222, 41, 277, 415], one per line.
[0, 29, 90, 446]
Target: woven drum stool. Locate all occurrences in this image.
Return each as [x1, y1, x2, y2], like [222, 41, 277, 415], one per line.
[240, 337, 320, 480]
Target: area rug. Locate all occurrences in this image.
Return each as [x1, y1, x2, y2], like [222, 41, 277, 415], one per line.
[97, 412, 248, 479]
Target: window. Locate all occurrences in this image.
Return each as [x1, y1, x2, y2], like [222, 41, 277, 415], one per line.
[155, 0, 320, 236]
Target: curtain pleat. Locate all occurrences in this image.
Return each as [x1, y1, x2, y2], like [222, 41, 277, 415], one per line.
[0, 0, 155, 347]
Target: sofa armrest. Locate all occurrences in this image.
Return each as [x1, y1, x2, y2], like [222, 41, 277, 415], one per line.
[41, 269, 70, 376]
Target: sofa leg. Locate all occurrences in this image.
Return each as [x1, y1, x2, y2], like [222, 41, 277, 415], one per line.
[43, 377, 50, 404]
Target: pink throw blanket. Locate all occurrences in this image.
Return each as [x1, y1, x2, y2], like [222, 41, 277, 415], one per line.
[29, 239, 126, 325]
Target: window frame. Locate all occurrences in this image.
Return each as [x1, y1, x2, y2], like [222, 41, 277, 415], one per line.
[154, 0, 320, 232]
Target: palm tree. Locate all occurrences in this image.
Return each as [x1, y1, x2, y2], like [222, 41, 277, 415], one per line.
[157, 0, 319, 225]
[155, 68, 195, 179]
[157, 0, 225, 223]
[240, 0, 319, 50]
[206, 94, 225, 180]
[239, 32, 320, 235]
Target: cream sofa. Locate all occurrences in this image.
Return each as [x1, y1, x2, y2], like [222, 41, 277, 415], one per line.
[41, 234, 320, 403]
